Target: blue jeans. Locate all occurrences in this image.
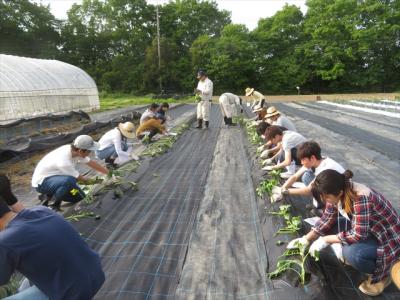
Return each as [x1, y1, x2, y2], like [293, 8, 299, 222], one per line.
[96, 142, 128, 160]
[37, 175, 84, 204]
[4, 285, 48, 300]
[302, 170, 315, 186]
[343, 236, 378, 274]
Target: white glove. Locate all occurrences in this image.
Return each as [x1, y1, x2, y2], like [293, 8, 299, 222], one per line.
[260, 149, 271, 159]
[262, 165, 274, 171]
[330, 243, 344, 263]
[257, 145, 265, 152]
[287, 236, 310, 249]
[309, 236, 329, 257]
[131, 153, 139, 160]
[262, 158, 274, 166]
[271, 193, 283, 203]
[272, 186, 282, 195]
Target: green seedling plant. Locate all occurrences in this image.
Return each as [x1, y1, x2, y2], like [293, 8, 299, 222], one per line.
[0, 275, 19, 298]
[268, 204, 291, 217]
[268, 205, 302, 236]
[141, 123, 189, 157]
[66, 211, 101, 222]
[257, 178, 278, 197]
[275, 215, 302, 236]
[268, 241, 319, 285]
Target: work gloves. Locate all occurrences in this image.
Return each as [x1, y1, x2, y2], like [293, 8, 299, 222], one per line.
[257, 145, 265, 152]
[262, 158, 274, 166]
[270, 186, 289, 202]
[260, 149, 271, 159]
[309, 236, 329, 258]
[287, 236, 310, 249]
[262, 165, 274, 171]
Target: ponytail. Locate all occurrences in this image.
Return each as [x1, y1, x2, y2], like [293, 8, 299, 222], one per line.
[312, 169, 357, 214]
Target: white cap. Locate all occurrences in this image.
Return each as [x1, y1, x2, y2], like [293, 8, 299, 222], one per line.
[73, 135, 99, 151]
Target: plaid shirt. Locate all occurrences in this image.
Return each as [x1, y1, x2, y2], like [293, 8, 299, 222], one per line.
[313, 189, 400, 283]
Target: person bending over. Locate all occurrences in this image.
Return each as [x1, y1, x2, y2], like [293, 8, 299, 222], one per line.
[32, 135, 108, 211]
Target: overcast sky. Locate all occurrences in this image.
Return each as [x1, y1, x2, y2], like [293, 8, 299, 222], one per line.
[35, 0, 307, 30]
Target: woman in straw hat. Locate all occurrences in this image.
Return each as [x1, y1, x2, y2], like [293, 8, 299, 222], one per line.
[264, 106, 296, 132]
[245, 87, 266, 109]
[96, 122, 138, 166]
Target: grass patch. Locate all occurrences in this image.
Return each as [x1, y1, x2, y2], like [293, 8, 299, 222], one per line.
[99, 93, 195, 112]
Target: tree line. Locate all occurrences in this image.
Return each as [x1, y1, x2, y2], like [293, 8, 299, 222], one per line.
[1, 0, 399, 95]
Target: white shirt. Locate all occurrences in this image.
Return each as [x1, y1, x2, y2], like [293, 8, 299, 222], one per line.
[314, 157, 345, 176]
[220, 93, 242, 105]
[281, 130, 307, 151]
[98, 128, 129, 159]
[32, 145, 90, 187]
[251, 90, 265, 108]
[140, 109, 155, 124]
[274, 115, 296, 132]
[197, 77, 213, 101]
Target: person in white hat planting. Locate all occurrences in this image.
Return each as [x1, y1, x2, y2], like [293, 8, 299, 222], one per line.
[218, 92, 243, 125]
[96, 122, 139, 166]
[264, 106, 296, 132]
[32, 135, 109, 211]
[194, 70, 213, 129]
[245, 87, 266, 109]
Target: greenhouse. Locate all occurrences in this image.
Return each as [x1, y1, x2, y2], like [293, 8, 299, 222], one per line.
[0, 54, 99, 122]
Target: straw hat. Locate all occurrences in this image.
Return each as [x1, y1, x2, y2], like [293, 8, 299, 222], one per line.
[118, 122, 135, 138]
[252, 104, 263, 113]
[245, 87, 254, 96]
[264, 106, 280, 119]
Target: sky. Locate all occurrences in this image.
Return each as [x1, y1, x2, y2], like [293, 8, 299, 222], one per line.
[35, 0, 307, 30]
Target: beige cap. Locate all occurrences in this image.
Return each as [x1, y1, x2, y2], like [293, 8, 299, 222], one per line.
[118, 122, 135, 138]
[73, 135, 99, 151]
[264, 106, 280, 119]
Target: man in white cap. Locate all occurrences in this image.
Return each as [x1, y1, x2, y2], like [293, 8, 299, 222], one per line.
[218, 92, 243, 125]
[264, 106, 296, 132]
[32, 135, 109, 211]
[194, 70, 213, 129]
[245, 87, 266, 109]
[96, 122, 139, 166]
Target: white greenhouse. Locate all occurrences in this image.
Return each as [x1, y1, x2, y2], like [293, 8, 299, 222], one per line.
[0, 54, 100, 122]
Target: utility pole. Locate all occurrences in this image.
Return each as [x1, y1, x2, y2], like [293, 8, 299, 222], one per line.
[156, 3, 162, 93]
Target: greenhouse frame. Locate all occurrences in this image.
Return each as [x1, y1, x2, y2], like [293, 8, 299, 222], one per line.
[0, 54, 100, 123]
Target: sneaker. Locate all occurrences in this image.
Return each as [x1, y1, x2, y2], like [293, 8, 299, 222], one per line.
[38, 193, 52, 207]
[359, 275, 392, 296]
[391, 260, 400, 289]
[280, 171, 294, 179]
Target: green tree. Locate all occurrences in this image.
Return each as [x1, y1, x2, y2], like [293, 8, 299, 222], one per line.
[252, 4, 306, 94]
[0, 0, 59, 58]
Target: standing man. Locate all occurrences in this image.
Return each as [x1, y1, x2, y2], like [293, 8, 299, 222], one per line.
[194, 70, 213, 129]
[32, 135, 109, 211]
[218, 92, 243, 125]
[0, 174, 105, 299]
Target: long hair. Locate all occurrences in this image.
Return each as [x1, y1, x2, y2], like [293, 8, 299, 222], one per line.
[312, 169, 357, 214]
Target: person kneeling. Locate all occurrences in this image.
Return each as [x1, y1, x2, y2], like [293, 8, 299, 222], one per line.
[32, 135, 108, 211]
[136, 117, 166, 142]
[96, 122, 138, 166]
[287, 169, 400, 296]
